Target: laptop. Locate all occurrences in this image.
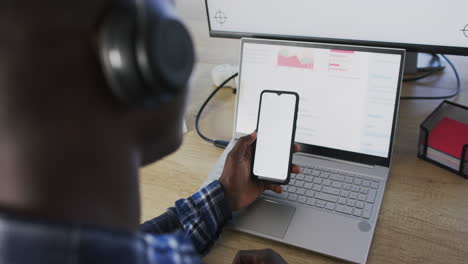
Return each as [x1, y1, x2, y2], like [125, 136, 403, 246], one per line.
[203, 38, 405, 264]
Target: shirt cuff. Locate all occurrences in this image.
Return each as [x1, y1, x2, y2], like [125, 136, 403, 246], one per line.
[206, 180, 232, 223]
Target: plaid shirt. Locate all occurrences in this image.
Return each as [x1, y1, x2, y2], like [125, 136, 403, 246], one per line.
[0, 180, 231, 264]
[140, 180, 232, 262]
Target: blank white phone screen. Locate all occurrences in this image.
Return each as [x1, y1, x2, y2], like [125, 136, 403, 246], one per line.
[253, 92, 297, 181]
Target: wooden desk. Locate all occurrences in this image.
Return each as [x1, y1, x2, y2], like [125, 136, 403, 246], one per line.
[140, 1, 468, 263]
[140, 98, 468, 264]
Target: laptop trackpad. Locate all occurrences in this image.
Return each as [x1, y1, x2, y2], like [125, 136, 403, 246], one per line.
[234, 199, 295, 239]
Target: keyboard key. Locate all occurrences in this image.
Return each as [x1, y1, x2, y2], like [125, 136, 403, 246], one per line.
[371, 181, 379, 189]
[363, 203, 373, 219]
[325, 202, 335, 210]
[306, 190, 315, 197]
[323, 179, 332, 186]
[360, 187, 369, 194]
[290, 174, 296, 179]
[296, 174, 305, 180]
[304, 175, 313, 182]
[335, 204, 346, 213]
[362, 180, 371, 187]
[343, 206, 353, 214]
[315, 192, 338, 203]
[316, 200, 326, 208]
[349, 192, 358, 200]
[288, 186, 297, 193]
[336, 204, 345, 212]
[340, 190, 350, 197]
[298, 196, 307, 204]
[361, 175, 372, 181]
[320, 172, 330, 178]
[323, 168, 331, 172]
[342, 183, 351, 190]
[313, 177, 323, 184]
[304, 182, 313, 189]
[353, 178, 362, 185]
[296, 188, 305, 195]
[367, 189, 377, 203]
[312, 184, 322, 192]
[356, 201, 365, 209]
[358, 194, 367, 201]
[353, 208, 362, 217]
[332, 181, 343, 188]
[330, 174, 345, 181]
[288, 194, 298, 201]
[303, 168, 312, 175]
[290, 179, 296, 185]
[322, 186, 340, 195]
[306, 198, 316, 206]
[295, 180, 304, 187]
[312, 170, 321, 176]
[345, 176, 353, 183]
[347, 199, 356, 207]
[351, 185, 360, 192]
[338, 197, 347, 204]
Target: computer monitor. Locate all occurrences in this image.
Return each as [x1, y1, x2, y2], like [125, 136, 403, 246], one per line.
[205, 0, 468, 56]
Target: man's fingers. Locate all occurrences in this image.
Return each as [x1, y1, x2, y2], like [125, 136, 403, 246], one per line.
[294, 144, 300, 153]
[244, 131, 257, 144]
[264, 183, 283, 194]
[291, 165, 301, 174]
[230, 131, 257, 157]
[238, 131, 257, 148]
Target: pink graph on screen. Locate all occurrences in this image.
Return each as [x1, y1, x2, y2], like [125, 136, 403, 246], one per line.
[277, 49, 314, 69]
[331, 49, 355, 54]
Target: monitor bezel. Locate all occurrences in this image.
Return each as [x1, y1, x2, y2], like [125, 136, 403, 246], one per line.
[234, 38, 406, 167]
[204, 1, 468, 56]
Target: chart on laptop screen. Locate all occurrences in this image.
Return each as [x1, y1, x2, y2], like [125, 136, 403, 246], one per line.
[235, 41, 402, 158]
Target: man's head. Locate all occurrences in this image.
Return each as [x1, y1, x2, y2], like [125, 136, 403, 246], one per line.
[0, 0, 193, 166]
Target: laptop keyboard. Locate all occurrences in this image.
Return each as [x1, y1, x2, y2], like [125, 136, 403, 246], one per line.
[264, 165, 380, 220]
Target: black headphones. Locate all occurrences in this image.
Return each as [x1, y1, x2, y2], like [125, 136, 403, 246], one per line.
[97, 0, 195, 109]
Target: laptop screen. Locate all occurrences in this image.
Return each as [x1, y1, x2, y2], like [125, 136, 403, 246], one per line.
[235, 39, 404, 164]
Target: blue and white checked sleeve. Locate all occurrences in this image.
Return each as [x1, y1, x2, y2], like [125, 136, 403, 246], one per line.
[140, 180, 232, 255]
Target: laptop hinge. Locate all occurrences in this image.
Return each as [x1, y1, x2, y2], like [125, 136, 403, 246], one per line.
[296, 153, 375, 169]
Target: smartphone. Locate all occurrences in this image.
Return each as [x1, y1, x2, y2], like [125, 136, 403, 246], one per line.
[252, 90, 299, 184]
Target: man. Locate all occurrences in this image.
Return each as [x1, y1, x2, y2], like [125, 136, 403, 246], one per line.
[0, 1, 299, 263]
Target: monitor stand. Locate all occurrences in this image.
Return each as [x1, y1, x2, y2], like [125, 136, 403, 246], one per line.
[405, 52, 419, 74]
[404, 52, 443, 75]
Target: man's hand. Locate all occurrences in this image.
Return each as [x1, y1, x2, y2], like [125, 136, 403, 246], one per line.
[219, 132, 300, 211]
[232, 249, 288, 264]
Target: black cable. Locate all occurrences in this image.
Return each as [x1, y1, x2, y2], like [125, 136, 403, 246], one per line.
[401, 55, 461, 100]
[403, 68, 443, 82]
[195, 73, 239, 148]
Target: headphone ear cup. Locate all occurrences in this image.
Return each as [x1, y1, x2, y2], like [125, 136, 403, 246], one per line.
[98, 6, 148, 107]
[135, 1, 195, 100]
